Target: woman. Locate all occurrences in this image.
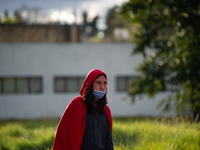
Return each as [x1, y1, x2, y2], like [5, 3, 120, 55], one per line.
[53, 69, 114, 150]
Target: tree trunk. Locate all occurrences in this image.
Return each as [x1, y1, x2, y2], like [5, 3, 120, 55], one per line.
[191, 98, 200, 122]
[193, 109, 200, 122]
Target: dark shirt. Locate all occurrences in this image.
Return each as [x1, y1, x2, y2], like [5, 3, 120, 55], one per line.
[81, 107, 114, 150]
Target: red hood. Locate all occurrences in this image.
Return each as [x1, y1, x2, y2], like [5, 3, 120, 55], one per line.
[80, 69, 107, 96]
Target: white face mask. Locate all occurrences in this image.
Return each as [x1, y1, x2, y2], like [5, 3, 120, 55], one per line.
[93, 90, 106, 99]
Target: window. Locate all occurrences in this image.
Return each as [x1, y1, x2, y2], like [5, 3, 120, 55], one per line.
[116, 76, 139, 92]
[0, 77, 42, 94]
[54, 76, 85, 93]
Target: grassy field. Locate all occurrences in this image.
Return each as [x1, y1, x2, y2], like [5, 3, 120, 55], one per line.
[0, 117, 199, 150]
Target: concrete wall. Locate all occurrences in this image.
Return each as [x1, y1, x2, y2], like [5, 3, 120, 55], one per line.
[0, 24, 79, 42]
[0, 43, 176, 119]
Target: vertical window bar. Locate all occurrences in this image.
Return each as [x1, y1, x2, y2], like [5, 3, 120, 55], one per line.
[75, 77, 78, 92]
[54, 77, 57, 93]
[0, 78, 2, 93]
[126, 77, 129, 91]
[65, 78, 68, 92]
[54, 77, 56, 93]
[1, 78, 4, 93]
[14, 78, 17, 93]
[40, 77, 42, 93]
[28, 78, 31, 93]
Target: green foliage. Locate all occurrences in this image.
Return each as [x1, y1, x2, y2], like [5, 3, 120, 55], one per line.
[2, 10, 23, 24]
[0, 118, 199, 150]
[104, 6, 137, 42]
[3, 10, 12, 24]
[121, 0, 200, 120]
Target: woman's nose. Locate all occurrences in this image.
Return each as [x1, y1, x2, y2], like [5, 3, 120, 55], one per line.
[101, 83, 106, 89]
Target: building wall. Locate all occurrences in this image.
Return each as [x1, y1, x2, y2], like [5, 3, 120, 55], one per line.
[0, 43, 176, 119]
[0, 24, 79, 42]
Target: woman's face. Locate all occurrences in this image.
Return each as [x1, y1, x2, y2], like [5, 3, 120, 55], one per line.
[93, 75, 107, 92]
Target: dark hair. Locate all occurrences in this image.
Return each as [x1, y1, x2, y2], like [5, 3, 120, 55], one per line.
[83, 75, 107, 114]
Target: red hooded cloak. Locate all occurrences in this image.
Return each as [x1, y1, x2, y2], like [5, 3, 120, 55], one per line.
[53, 69, 112, 150]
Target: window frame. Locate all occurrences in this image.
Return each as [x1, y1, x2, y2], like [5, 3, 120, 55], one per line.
[54, 76, 85, 93]
[116, 75, 139, 92]
[0, 76, 42, 94]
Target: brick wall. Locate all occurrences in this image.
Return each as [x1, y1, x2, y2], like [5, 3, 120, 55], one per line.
[0, 24, 80, 42]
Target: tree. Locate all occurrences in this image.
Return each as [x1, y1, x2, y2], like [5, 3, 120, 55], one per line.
[81, 10, 99, 37]
[3, 10, 12, 23]
[91, 15, 99, 35]
[13, 10, 23, 23]
[104, 6, 135, 42]
[82, 10, 88, 33]
[2, 10, 24, 24]
[121, 0, 200, 121]
[105, 6, 120, 37]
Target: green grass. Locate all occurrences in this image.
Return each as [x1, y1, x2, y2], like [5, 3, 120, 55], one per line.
[0, 119, 58, 150]
[113, 117, 200, 150]
[0, 117, 199, 150]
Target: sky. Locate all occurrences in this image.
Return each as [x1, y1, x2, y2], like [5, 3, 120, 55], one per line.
[0, 0, 129, 30]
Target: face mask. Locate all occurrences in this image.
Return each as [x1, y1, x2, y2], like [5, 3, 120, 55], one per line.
[93, 90, 106, 99]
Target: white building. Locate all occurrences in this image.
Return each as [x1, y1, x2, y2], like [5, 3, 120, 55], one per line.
[0, 43, 176, 119]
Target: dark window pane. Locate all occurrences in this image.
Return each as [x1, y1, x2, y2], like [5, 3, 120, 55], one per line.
[30, 78, 42, 93]
[77, 77, 84, 91]
[17, 78, 28, 93]
[67, 78, 77, 92]
[117, 77, 127, 91]
[116, 76, 139, 92]
[3, 78, 15, 93]
[55, 78, 65, 92]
